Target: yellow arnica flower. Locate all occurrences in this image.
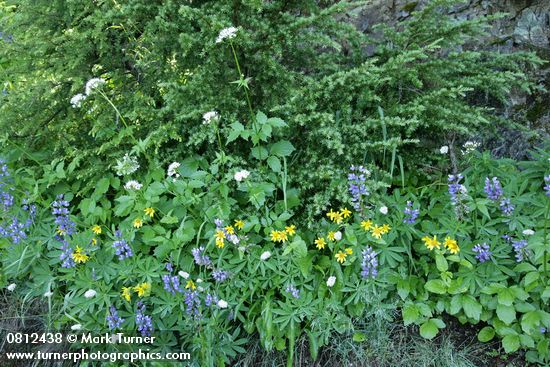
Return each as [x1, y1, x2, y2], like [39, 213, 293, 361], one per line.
[185, 280, 196, 290]
[381, 224, 391, 234]
[444, 237, 460, 254]
[72, 246, 89, 263]
[331, 212, 343, 224]
[56, 227, 66, 236]
[144, 207, 155, 218]
[371, 225, 384, 239]
[216, 237, 225, 249]
[327, 231, 336, 241]
[215, 230, 226, 240]
[360, 220, 373, 231]
[91, 238, 98, 246]
[134, 282, 151, 297]
[234, 220, 245, 230]
[340, 207, 352, 219]
[285, 225, 296, 236]
[91, 225, 102, 235]
[345, 248, 353, 255]
[326, 209, 338, 221]
[270, 230, 288, 243]
[225, 225, 235, 235]
[335, 251, 347, 264]
[133, 218, 143, 228]
[315, 237, 326, 250]
[121, 287, 132, 302]
[422, 235, 441, 251]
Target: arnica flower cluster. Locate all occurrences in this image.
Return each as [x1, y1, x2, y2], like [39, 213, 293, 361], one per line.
[348, 165, 370, 212]
[107, 306, 124, 330]
[112, 229, 133, 260]
[484, 177, 514, 216]
[473, 243, 492, 263]
[448, 174, 470, 219]
[214, 218, 242, 248]
[360, 246, 378, 278]
[135, 302, 153, 337]
[403, 201, 420, 224]
[271, 225, 296, 243]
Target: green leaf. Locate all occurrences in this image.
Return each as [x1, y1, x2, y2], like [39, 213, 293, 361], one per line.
[425, 279, 447, 294]
[267, 117, 287, 128]
[227, 122, 245, 144]
[256, 111, 268, 125]
[435, 253, 448, 272]
[352, 332, 366, 342]
[419, 319, 440, 340]
[478, 326, 495, 342]
[270, 140, 295, 157]
[462, 295, 482, 321]
[95, 177, 110, 195]
[496, 304, 516, 325]
[402, 303, 419, 326]
[267, 156, 281, 173]
[502, 334, 520, 353]
[497, 288, 515, 306]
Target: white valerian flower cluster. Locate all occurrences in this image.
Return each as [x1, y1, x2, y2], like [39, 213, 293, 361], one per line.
[217, 299, 228, 308]
[379, 206, 388, 215]
[7, 283, 16, 291]
[326, 276, 336, 288]
[333, 231, 342, 241]
[85, 78, 106, 95]
[202, 111, 220, 125]
[461, 141, 480, 155]
[114, 153, 139, 176]
[260, 251, 271, 261]
[439, 145, 449, 154]
[70, 77, 106, 108]
[71, 324, 82, 331]
[84, 289, 97, 298]
[234, 169, 250, 182]
[522, 229, 535, 236]
[124, 180, 143, 191]
[167, 162, 181, 180]
[215, 27, 238, 43]
[70, 93, 86, 108]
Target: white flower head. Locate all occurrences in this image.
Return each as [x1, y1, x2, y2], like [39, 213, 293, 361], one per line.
[379, 206, 388, 215]
[439, 146, 449, 154]
[167, 162, 181, 179]
[70, 93, 87, 108]
[230, 234, 240, 244]
[461, 141, 480, 155]
[196, 278, 203, 284]
[84, 289, 97, 298]
[260, 251, 272, 261]
[234, 169, 250, 182]
[326, 276, 336, 288]
[71, 324, 82, 331]
[202, 111, 220, 125]
[197, 286, 204, 292]
[124, 180, 143, 191]
[85, 77, 106, 95]
[522, 229, 535, 236]
[114, 153, 139, 176]
[217, 299, 228, 308]
[333, 231, 342, 241]
[7, 283, 16, 291]
[44, 291, 53, 298]
[215, 27, 238, 43]
[238, 246, 246, 252]
[178, 271, 190, 279]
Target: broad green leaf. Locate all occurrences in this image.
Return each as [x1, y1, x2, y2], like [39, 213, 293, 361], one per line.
[478, 326, 495, 342]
